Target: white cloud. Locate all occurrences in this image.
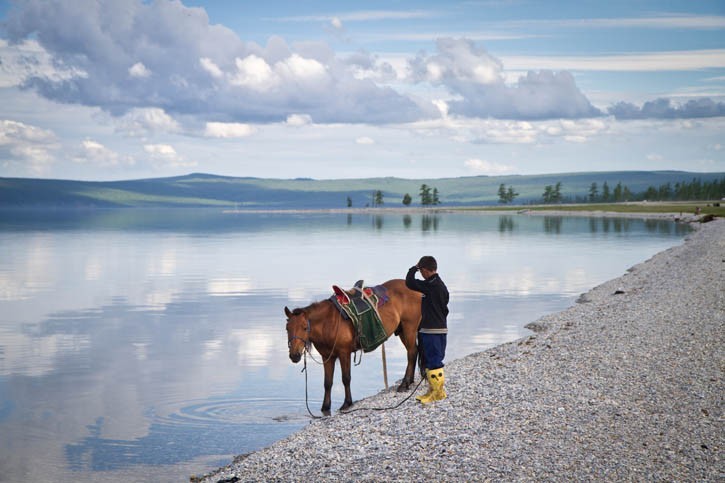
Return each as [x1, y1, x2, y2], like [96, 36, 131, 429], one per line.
[143, 143, 195, 168]
[0, 39, 87, 88]
[356, 136, 375, 145]
[0, 119, 58, 173]
[144, 143, 177, 158]
[330, 17, 343, 30]
[286, 114, 313, 126]
[115, 108, 181, 137]
[409, 38, 600, 120]
[3, 0, 427, 124]
[128, 62, 151, 78]
[74, 139, 134, 167]
[231, 55, 279, 91]
[513, 15, 725, 30]
[409, 37, 503, 85]
[464, 158, 515, 174]
[204, 122, 257, 138]
[277, 54, 328, 83]
[502, 49, 725, 72]
[406, 115, 610, 146]
[199, 57, 223, 79]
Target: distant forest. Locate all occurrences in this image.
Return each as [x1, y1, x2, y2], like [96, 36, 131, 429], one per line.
[498, 177, 725, 205]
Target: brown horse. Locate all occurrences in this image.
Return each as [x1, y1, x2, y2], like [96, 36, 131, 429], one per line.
[285, 279, 421, 415]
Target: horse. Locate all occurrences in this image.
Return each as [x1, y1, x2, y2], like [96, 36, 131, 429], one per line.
[285, 279, 422, 415]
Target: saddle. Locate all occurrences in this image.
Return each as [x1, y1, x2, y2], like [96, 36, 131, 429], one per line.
[329, 280, 390, 353]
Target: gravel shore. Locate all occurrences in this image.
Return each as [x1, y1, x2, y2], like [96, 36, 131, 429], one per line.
[201, 218, 724, 482]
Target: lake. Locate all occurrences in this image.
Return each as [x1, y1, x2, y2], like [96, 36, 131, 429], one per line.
[0, 209, 691, 482]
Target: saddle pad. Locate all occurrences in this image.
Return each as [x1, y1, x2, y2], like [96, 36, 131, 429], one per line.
[329, 284, 389, 352]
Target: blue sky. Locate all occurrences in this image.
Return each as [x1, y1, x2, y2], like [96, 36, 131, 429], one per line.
[0, 0, 723, 180]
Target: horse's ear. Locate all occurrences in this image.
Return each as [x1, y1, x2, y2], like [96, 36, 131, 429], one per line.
[284, 306, 292, 318]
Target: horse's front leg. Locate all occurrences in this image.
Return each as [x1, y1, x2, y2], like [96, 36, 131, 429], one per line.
[338, 351, 354, 411]
[321, 356, 336, 416]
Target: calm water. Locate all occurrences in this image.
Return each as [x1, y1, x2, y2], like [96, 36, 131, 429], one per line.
[0, 209, 690, 482]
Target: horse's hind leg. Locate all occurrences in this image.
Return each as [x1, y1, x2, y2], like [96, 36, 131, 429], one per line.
[338, 351, 354, 411]
[397, 326, 418, 392]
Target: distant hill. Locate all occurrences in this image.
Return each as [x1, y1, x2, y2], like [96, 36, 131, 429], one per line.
[1, 171, 723, 208]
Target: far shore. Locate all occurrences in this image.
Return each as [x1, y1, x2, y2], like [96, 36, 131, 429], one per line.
[222, 200, 724, 218]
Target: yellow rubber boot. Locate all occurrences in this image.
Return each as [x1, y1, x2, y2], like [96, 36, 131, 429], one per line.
[418, 368, 446, 404]
[415, 369, 434, 402]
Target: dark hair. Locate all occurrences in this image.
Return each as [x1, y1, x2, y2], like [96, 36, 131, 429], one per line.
[417, 256, 437, 271]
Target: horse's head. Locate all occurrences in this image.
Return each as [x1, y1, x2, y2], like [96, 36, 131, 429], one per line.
[285, 306, 309, 363]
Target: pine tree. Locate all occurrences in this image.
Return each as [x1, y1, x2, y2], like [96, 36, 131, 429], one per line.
[588, 182, 598, 202]
[419, 184, 432, 205]
[498, 183, 508, 204]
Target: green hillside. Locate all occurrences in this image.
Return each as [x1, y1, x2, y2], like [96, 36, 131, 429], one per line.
[1, 171, 723, 208]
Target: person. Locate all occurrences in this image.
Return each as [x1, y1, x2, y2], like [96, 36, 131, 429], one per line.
[405, 255, 449, 403]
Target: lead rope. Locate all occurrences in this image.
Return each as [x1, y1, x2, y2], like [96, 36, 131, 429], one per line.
[339, 376, 425, 415]
[301, 351, 323, 419]
[300, 349, 426, 419]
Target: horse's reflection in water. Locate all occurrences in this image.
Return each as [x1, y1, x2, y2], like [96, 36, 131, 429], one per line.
[285, 279, 421, 415]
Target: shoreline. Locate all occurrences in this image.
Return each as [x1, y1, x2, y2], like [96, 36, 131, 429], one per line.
[200, 218, 723, 482]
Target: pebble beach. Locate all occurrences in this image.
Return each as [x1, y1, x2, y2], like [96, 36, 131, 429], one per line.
[201, 217, 723, 482]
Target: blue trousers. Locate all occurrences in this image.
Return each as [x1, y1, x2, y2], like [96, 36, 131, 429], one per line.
[418, 332, 446, 371]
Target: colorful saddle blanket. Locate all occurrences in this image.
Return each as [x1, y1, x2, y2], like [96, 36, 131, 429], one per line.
[329, 281, 389, 353]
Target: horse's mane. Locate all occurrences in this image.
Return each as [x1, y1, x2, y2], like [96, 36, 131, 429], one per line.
[292, 300, 342, 325]
[294, 299, 331, 316]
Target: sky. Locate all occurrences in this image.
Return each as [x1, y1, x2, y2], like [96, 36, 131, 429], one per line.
[0, 0, 723, 181]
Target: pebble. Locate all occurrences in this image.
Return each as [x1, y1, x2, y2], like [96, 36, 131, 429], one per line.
[200, 218, 724, 482]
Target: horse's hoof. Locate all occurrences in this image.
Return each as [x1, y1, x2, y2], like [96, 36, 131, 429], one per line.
[339, 401, 354, 412]
[396, 383, 410, 392]
[321, 409, 331, 417]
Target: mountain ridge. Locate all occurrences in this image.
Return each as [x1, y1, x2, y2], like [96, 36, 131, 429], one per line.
[1, 170, 723, 208]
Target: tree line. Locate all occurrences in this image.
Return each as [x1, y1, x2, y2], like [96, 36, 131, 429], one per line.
[349, 184, 442, 207]
[348, 177, 725, 207]
[521, 177, 725, 204]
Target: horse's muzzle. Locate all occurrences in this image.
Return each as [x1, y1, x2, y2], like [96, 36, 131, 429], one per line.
[289, 352, 302, 363]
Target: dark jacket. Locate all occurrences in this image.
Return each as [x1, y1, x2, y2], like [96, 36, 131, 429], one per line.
[406, 266, 449, 334]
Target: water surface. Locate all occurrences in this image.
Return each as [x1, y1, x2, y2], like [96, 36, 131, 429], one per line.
[0, 209, 690, 482]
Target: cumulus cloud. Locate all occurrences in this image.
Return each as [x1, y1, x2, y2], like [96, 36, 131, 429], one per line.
[114, 108, 181, 137]
[409, 38, 601, 120]
[74, 139, 134, 167]
[143, 143, 195, 168]
[331, 17, 343, 30]
[344, 51, 398, 82]
[0, 39, 86, 88]
[128, 62, 151, 78]
[464, 158, 515, 175]
[4, 0, 427, 124]
[204, 122, 257, 138]
[286, 114, 313, 126]
[608, 97, 725, 119]
[0, 119, 58, 173]
[356, 136, 375, 145]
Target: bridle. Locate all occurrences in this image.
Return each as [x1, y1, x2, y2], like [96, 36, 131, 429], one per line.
[287, 317, 312, 353]
[287, 310, 342, 365]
